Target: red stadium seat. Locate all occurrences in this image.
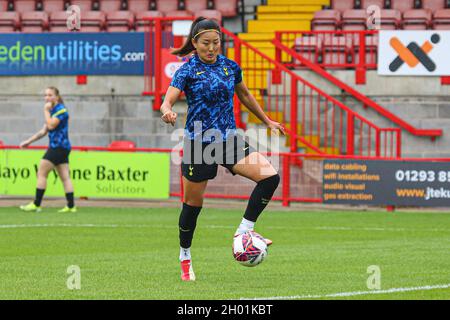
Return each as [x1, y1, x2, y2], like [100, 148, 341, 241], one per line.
[360, 0, 384, 9]
[379, 9, 401, 29]
[195, 9, 221, 24]
[214, 0, 237, 17]
[311, 9, 341, 31]
[0, 12, 20, 32]
[42, 0, 66, 12]
[323, 35, 351, 66]
[106, 10, 134, 31]
[70, 0, 93, 11]
[165, 10, 193, 17]
[0, 0, 8, 11]
[100, 0, 124, 13]
[109, 140, 136, 149]
[293, 36, 323, 64]
[156, 0, 178, 14]
[49, 11, 69, 31]
[21, 11, 49, 32]
[342, 9, 367, 30]
[403, 9, 432, 29]
[422, 0, 446, 12]
[14, 0, 37, 13]
[127, 0, 150, 13]
[185, 0, 207, 12]
[135, 10, 163, 31]
[433, 8, 450, 29]
[80, 10, 105, 32]
[390, 0, 416, 13]
[331, 0, 354, 11]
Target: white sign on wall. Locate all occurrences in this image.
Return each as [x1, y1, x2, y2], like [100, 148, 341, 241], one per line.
[378, 31, 450, 76]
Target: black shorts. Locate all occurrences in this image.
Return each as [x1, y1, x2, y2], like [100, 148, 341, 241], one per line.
[181, 135, 256, 182]
[43, 148, 71, 166]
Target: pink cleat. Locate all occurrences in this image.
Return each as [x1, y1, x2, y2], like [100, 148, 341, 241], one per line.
[180, 260, 196, 281]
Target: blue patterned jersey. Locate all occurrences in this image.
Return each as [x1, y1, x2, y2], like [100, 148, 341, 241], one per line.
[48, 103, 71, 150]
[170, 54, 243, 142]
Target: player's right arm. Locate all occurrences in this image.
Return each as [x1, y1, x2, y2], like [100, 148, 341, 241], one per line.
[160, 86, 181, 126]
[19, 124, 48, 148]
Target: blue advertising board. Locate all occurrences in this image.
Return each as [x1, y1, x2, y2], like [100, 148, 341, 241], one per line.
[0, 32, 146, 75]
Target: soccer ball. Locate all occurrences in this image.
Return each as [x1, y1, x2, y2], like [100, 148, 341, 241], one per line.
[232, 231, 268, 267]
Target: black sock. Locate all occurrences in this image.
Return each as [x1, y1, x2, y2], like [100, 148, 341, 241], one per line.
[34, 188, 46, 207]
[66, 192, 75, 208]
[179, 203, 202, 248]
[244, 174, 280, 222]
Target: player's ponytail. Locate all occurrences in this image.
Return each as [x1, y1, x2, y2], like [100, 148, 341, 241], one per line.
[47, 86, 64, 105]
[171, 17, 221, 57]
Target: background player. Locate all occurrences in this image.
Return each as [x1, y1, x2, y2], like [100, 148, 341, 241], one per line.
[19, 87, 76, 213]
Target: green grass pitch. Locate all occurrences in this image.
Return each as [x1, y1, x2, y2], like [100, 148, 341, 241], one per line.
[0, 206, 449, 300]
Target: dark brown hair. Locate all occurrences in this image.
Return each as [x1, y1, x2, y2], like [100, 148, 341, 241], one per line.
[47, 86, 64, 105]
[171, 17, 221, 57]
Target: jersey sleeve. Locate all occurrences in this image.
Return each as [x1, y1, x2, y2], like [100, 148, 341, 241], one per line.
[170, 63, 190, 92]
[52, 105, 69, 122]
[230, 60, 243, 85]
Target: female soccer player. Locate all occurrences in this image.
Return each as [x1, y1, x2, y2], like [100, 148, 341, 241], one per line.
[19, 87, 76, 213]
[160, 17, 284, 281]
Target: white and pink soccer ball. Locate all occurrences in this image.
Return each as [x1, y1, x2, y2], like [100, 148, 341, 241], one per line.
[232, 231, 268, 267]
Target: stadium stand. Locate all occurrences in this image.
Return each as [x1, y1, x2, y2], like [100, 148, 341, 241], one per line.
[128, 0, 151, 13]
[390, 0, 417, 12]
[422, 0, 447, 12]
[106, 10, 133, 31]
[341, 9, 367, 30]
[311, 9, 340, 30]
[360, 0, 385, 9]
[70, 0, 94, 11]
[0, 11, 20, 32]
[13, 0, 37, 13]
[135, 10, 162, 31]
[433, 8, 450, 28]
[79, 10, 105, 32]
[214, 0, 237, 17]
[155, 0, 178, 14]
[0, 0, 8, 11]
[403, 8, 432, 29]
[21, 10, 48, 32]
[331, 0, 354, 11]
[99, 0, 125, 13]
[184, 0, 207, 13]
[195, 9, 222, 24]
[42, 0, 66, 12]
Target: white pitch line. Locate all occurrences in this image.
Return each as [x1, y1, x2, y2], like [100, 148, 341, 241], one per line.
[241, 284, 450, 300]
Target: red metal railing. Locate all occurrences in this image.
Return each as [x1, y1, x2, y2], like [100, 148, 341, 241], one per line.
[275, 30, 378, 84]
[3, 145, 450, 207]
[221, 29, 401, 157]
[273, 35, 443, 141]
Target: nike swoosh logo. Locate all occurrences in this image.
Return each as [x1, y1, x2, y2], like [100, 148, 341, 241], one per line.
[243, 147, 249, 151]
[189, 166, 194, 170]
[196, 71, 206, 75]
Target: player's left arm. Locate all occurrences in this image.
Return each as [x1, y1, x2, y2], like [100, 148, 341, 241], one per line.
[44, 103, 61, 131]
[235, 81, 285, 134]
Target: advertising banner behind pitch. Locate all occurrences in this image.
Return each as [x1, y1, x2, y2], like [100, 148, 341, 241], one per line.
[0, 32, 146, 75]
[323, 159, 450, 206]
[378, 31, 450, 76]
[0, 150, 170, 199]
